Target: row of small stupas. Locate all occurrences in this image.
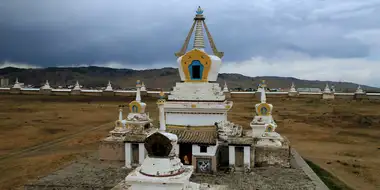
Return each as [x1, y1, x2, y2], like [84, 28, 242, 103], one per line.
[8, 77, 366, 96]
[10, 78, 147, 92]
[287, 82, 366, 99]
[99, 7, 292, 190]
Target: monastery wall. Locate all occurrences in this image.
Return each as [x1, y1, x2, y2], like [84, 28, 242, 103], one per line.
[367, 93, 380, 100]
[1, 87, 380, 101]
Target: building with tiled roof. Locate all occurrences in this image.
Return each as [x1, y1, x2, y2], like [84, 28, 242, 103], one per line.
[99, 6, 291, 176]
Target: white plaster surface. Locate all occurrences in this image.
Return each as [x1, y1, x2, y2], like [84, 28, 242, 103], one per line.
[168, 82, 225, 101]
[138, 157, 184, 176]
[192, 144, 218, 157]
[138, 143, 145, 164]
[125, 143, 131, 168]
[125, 165, 194, 190]
[166, 113, 225, 126]
[228, 146, 235, 166]
[243, 146, 250, 167]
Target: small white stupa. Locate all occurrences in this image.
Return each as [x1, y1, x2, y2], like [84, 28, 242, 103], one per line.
[355, 85, 365, 94]
[73, 81, 81, 91]
[250, 80, 283, 147]
[104, 81, 113, 91]
[223, 81, 229, 92]
[110, 106, 128, 137]
[111, 80, 152, 138]
[323, 83, 332, 94]
[125, 91, 200, 190]
[288, 82, 298, 96]
[12, 78, 22, 89]
[322, 83, 335, 99]
[40, 80, 52, 90]
[140, 82, 147, 91]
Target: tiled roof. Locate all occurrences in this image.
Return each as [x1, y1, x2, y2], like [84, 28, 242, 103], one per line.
[167, 125, 217, 145]
[124, 134, 148, 143]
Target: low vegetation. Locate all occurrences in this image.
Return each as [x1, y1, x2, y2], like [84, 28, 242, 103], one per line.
[0, 95, 379, 189]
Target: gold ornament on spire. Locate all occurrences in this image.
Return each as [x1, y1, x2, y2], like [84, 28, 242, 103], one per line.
[157, 90, 166, 105]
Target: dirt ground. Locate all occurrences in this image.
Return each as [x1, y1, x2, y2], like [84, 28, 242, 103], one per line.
[0, 94, 379, 190]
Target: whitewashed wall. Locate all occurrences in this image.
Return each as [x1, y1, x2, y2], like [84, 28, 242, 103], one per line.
[166, 113, 226, 126]
[192, 144, 218, 156]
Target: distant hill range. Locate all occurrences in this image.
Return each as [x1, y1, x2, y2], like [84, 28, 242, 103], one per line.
[0, 66, 379, 92]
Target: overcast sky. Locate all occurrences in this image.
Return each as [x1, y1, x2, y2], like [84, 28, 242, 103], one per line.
[1, 0, 380, 86]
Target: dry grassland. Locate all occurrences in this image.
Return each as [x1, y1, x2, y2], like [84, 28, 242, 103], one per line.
[0, 94, 379, 190]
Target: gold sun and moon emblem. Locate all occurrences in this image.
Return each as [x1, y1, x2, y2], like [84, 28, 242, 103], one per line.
[265, 124, 274, 132]
[129, 101, 142, 113]
[115, 120, 122, 128]
[256, 103, 271, 116]
[181, 49, 212, 82]
[157, 90, 166, 105]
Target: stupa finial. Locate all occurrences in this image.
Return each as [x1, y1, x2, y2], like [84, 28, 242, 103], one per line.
[118, 105, 123, 120]
[135, 80, 141, 102]
[196, 6, 203, 15]
[175, 6, 224, 58]
[157, 89, 166, 131]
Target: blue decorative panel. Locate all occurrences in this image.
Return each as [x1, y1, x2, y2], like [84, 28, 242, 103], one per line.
[188, 60, 204, 80]
[132, 105, 138, 113]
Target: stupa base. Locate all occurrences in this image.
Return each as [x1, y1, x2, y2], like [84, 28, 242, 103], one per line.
[254, 139, 290, 168]
[99, 137, 125, 161]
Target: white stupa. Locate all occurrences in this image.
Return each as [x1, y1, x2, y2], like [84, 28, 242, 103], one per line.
[125, 91, 199, 190]
[323, 83, 332, 94]
[355, 85, 365, 94]
[250, 80, 283, 147]
[104, 81, 113, 91]
[73, 81, 81, 91]
[288, 82, 298, 96]
[140, 82, 147, 91]
[322, 83, 335, 99]
[223, 81, 229, 92]
[289, 82, 297, 92]
[12, 78, 22, 89]
[40, 80, 52, 90]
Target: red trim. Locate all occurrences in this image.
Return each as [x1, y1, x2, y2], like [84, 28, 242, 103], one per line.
[139, 168, 186, 177]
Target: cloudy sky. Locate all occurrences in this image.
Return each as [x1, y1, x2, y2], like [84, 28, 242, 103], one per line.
[1, 0, 380, 86]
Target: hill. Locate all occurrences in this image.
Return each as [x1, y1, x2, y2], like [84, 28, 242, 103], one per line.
[0, 66, 378, 92]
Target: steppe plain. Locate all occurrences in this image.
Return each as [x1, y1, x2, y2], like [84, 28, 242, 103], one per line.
[0, 94, 379, 190]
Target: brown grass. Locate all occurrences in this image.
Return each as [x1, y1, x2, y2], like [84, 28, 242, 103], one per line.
[0, 95, 379, 190]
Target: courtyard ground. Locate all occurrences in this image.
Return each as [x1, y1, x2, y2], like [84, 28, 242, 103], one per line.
[0, 94, 379, 190]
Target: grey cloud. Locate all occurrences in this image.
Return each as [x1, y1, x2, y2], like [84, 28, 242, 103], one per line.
[0, 0, 380, 67]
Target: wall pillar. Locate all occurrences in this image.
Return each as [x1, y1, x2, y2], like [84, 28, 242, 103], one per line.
[244, 146, 251, 168]
[228, 146, 235, 166]
[175, 144, 180, 157]
[138, 143, 145, 164]
[125, 143, 132, 168]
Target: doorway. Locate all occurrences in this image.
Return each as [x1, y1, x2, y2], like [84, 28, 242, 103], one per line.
[179, 144, 193, 165]
[131, 143, 139, 164]
[189, 60, 203, 80]
[235, 146, 244, 167]
[218, 146, 229, 168]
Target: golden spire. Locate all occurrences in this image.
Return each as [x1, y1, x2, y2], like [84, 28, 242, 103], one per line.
[157, 89, 166, 105]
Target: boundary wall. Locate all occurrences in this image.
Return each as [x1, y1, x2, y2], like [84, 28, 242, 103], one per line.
[1, 87, 380, 100]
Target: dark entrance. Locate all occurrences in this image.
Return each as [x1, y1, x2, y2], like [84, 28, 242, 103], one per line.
[192, 65, 201, 79]
[179, 143, 192, 165]
[132, 143, 139, 164]
[235, 146, 244, 167]
[218, 146, 229, 168]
